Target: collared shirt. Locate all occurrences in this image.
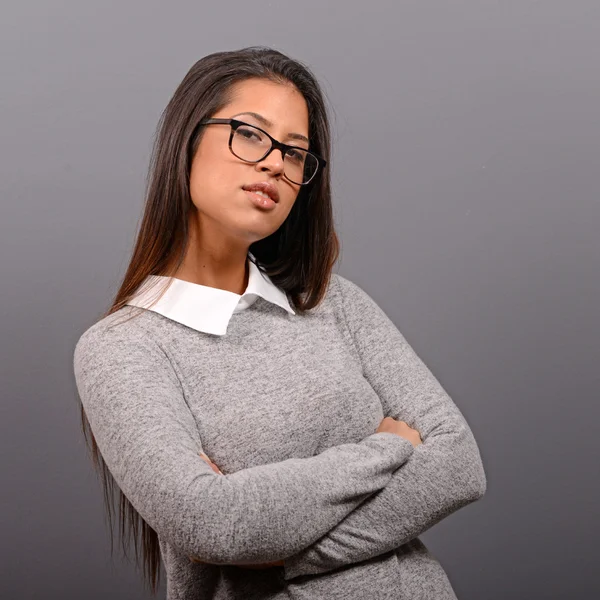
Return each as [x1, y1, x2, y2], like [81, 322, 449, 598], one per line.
[124, 253, 296, 336]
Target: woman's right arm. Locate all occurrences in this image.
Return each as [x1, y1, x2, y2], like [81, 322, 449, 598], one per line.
[73, 324, 415, 566]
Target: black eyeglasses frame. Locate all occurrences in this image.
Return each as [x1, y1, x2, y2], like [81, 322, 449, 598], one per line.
[196, 118, 326, 186]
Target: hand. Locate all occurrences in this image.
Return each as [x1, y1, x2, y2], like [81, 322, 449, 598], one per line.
[192, 453, 283, 569]
[377, 417, 422, 448]
[199, 452, 223, 474]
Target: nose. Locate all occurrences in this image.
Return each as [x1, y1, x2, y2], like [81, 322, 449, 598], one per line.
[255, 147, 285, 178]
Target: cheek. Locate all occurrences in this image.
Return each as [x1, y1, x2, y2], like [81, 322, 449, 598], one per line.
[189, 161, 241, 205]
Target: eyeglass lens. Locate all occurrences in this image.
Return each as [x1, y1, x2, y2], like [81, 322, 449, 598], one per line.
[231, 124, 318, 185]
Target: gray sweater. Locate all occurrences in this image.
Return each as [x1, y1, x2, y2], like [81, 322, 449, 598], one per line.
[73, 273, 486, 599]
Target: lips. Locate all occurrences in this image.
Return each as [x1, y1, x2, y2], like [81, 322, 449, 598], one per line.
[242, 181, 279, 203]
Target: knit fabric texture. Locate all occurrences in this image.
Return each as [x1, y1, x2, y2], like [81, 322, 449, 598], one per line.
[73, 273, 486, 599]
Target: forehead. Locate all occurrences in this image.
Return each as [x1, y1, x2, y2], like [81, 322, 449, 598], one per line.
[224, 78, 309, 136]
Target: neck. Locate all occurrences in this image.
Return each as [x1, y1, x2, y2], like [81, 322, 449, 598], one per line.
[171, 216, 251, 295]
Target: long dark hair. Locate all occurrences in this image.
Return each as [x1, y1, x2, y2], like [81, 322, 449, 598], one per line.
[79, 46, 340, 594]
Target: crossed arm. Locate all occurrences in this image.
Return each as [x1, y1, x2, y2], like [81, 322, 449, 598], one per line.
[191, 275, 487, 578]
[73, 320, 416, 566]
[280, 275, 487, 579]
[74, 275, 485, 574]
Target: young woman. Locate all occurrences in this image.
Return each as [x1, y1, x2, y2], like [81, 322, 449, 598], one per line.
[73, 46, 486, 599]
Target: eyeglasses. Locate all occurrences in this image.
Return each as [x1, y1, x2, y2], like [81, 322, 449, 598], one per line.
[196, 118, 326, 185]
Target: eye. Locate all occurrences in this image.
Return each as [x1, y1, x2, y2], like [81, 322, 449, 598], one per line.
[237, 127, 262, 141]
[238, 128, 258, 138]
[286, 149, 306, 163]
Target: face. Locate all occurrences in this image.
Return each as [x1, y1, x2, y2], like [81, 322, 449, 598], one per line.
[188, 78, 310, 248]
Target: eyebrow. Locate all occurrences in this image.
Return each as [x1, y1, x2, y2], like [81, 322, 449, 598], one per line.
[231, 112, 309, 145]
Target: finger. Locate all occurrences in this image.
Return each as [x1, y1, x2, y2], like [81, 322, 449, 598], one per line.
[200, 452, 224, 475]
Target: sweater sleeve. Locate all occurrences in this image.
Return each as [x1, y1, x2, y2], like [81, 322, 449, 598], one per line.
[282, 275, 487, 580]
[73, 321, 415, 565]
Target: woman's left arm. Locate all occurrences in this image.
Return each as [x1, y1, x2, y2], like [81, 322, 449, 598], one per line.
[282, 274, 487, 580]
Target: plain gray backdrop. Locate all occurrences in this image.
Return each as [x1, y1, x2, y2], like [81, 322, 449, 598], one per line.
[2, 1, 599, 598]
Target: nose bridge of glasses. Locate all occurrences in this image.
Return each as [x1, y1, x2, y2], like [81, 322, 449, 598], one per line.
[268, 142, 288, 162]
[252, 136, 287, 166]
[250, 126, 296, 158]
[231, 124, 316, 184]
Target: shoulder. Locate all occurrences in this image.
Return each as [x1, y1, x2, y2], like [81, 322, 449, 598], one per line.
[325, 273, 392, 331]
[327, 272, 374, 308]
[73, 306, 159, 372]
[72, 306, 184, 404]
[75, 305, 143, 345]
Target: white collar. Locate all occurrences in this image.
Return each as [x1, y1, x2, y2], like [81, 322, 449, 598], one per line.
[125, 254, 296, 335]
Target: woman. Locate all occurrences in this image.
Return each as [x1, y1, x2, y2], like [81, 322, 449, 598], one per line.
[73, 46, 486, 599]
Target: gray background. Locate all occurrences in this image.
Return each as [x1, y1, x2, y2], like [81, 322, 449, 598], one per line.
[1, 1, 598, 598]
